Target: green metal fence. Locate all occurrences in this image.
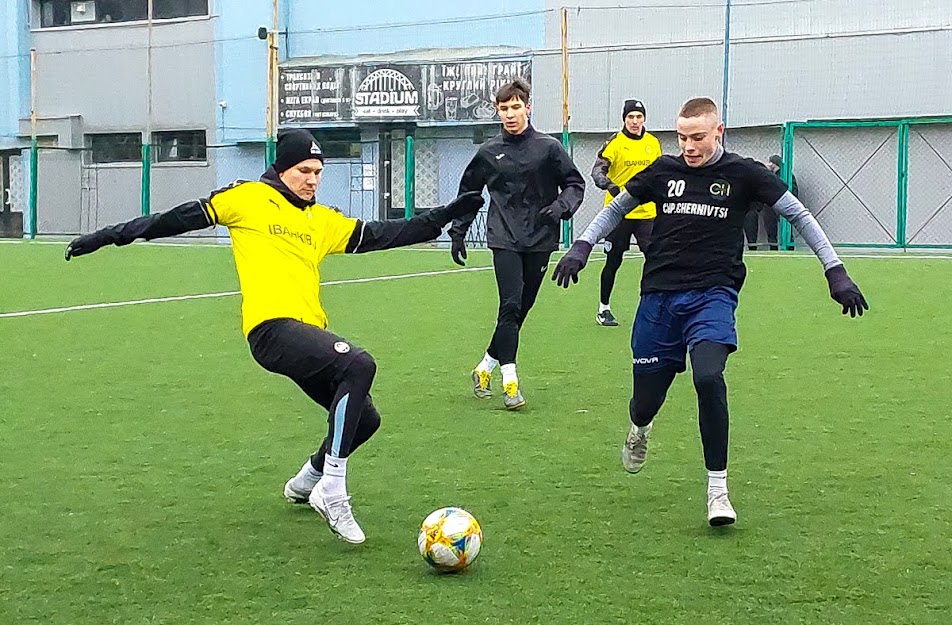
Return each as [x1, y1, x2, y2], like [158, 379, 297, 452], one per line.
[780, 117, 952, 250]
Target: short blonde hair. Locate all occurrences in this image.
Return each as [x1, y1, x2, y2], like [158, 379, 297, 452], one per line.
[678, 97, 719, 119]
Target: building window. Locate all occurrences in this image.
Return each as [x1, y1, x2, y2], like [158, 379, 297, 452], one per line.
[154, 130, 207, 163]
[89, 133, 143, 164]
[311, 128, 362, 159]
[153, 0, 208, 20]
[38, 0, 207, 27]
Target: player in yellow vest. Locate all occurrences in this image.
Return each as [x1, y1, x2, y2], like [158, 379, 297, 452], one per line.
[64, 129, 484, 545]
[590, 99, 662, 326]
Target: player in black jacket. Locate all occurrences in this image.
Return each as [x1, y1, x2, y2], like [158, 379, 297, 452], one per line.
[553, 98, 867, 526]
[450, 79, 585, 410]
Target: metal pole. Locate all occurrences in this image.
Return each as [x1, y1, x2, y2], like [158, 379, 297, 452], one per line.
[266, 0, 280, 166]
[29, 48, 37, 239]
[142, 0, 153, 216]
[779, 123, 794, 250]
[404, 135, 415, 220]
[897, 123, 909, 248]
[720, 0, 732, 144]
[560, 7, 572, 246]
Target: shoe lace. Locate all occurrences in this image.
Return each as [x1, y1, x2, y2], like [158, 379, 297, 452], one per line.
[477, 369, 492, 389]
[626, 426, 647, 450]
[503, 381, 519, 398]
[625, 432, 641, 451]
[326, 495, 355, 523]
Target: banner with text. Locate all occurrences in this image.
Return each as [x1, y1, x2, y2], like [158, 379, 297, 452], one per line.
[279, 59, 531, 124]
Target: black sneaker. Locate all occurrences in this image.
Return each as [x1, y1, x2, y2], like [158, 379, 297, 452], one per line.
[596, 309, 619, 326]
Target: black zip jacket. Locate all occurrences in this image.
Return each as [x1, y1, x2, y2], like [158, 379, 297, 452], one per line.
[450, 125, 585, 252]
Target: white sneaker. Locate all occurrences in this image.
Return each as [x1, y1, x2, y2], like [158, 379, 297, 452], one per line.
[707, 491, 737, 527]
[308, 484, 366, 544]
[283, 477, 314, 504]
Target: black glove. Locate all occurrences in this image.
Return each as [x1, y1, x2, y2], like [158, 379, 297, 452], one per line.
[538, 203, 562, 225]
[825, 265, 869, 317]
[607, 184, 621, 198]
[65, 231, 114, 261]
[552, 240, 594, 288]
[451, 235, 467, 267]
[439, 191, 484, 222]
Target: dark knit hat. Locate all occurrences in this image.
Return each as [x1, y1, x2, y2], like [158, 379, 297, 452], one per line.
[768, 154, 783, 168]
[274, 129, 324, 173]
[623, 99, 647, 120]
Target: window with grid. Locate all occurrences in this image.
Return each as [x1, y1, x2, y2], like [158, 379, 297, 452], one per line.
[38, 0, 207, 27]
[89, 133, 143, 164]
[154, 130, 207, 163]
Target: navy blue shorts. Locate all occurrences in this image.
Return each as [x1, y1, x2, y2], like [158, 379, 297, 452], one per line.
[631, 287, 739, 373]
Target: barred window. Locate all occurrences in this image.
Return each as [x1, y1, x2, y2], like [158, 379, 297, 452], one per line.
[154, 130, 207, 163]
[89, 133, 142, 164]
[38, 0, 207, 27]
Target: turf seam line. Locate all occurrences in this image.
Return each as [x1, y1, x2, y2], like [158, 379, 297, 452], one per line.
[0, 266, 494, 319]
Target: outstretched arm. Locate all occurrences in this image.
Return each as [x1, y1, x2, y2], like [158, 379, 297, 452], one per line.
[770, 191, 869, 316]
[65, 199, 215, 260]
[345, 191, 484, 254]
[551, 189, 642, 288]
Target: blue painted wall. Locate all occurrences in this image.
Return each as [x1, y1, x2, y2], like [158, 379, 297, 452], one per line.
[0, 0, 30, 149]
[286, 1, 546, 57]
[218, 1, 545, 144]
[213, 0, 275, 145]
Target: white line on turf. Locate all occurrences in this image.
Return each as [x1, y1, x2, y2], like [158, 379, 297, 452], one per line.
[0, 266, 494, 319]
[4, 239, 952, 260]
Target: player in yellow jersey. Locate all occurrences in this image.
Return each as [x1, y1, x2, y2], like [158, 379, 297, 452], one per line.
[64, 129, 484, 544]
[590, 99, 662, 327]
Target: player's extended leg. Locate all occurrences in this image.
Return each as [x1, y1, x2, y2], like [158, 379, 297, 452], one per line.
[622, 291, 685, 473]
[690, 341, 735, 526]
[598, 222, 634, 326]
[306, 349, 377, 543]
[481, 250, 527, 409]
[681, 287, 739, 526]
[248, 318, 375, 543]
[284, 397, 381, 503]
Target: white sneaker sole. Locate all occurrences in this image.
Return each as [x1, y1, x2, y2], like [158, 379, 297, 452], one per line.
[708, 513, 736, 527]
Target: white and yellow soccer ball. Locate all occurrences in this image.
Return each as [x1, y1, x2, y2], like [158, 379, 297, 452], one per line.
[418, 507, 483, 572]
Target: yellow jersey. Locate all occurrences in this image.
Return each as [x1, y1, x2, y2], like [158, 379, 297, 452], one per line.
[596, 131, 662, 219]
[206, 181, 358, 337]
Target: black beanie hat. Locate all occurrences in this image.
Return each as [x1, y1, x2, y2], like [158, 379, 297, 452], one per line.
[768, 154, 783, 168]
[274, 129, 324, 173]
[622, 99, 647, 121]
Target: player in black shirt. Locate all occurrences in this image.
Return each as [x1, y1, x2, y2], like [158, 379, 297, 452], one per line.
[450, 79, 585, 410]
[553, 98, 867, 526]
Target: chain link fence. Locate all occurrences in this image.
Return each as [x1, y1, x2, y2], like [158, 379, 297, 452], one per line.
[906, 123, 952, 247]
[782, 120, 952, 249]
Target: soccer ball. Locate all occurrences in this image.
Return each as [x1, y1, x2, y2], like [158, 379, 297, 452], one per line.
[418, 507, 483, 572]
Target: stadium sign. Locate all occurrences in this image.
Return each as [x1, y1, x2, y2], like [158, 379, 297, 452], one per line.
[279, 58, 531, 124]
[353, 68, 421, 118]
